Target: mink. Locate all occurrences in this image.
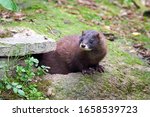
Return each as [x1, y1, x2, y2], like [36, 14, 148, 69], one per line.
[37, 30, 107, 74]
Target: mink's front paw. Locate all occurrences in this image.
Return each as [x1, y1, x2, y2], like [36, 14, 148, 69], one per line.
[82, 68, 95, 75]
[95, 65, 105, 73]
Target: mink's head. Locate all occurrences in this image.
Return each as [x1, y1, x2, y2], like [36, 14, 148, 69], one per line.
[79, 30, 101, 51]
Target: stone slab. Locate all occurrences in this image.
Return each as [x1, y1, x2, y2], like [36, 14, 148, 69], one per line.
[0, 28, 56, 57]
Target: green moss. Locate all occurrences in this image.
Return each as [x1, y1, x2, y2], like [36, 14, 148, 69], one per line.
[138, 34, 150, 43]
[132, 70, 150, 80]
[78, 6, 100, 21]
[101, 0, 120, 15]
[108, 39, 144, 66]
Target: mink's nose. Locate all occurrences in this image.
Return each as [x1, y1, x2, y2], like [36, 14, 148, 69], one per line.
[81, 44, 85, 48]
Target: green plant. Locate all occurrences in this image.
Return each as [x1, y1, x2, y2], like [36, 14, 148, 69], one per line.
[0, 57, 50, 99]
[25, 84, 45, 100]
[6, 82, 25, 96]
[0, 0, 19, 11]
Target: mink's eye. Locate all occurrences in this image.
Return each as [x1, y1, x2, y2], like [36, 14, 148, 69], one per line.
[80, 37, 84, 42]
[89, 39, 94, 44]
[79, 37, 83, 44]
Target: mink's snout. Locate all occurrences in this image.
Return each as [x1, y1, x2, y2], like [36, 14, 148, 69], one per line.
[79, 43, 91, 51]
[81, 44, 86, 48]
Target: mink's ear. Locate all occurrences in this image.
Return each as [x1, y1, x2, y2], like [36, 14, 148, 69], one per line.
[82, 31, 85, 36]
[96, 33, 100, 39]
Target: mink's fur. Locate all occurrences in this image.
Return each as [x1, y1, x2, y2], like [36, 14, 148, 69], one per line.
[37, 30, 107, 74]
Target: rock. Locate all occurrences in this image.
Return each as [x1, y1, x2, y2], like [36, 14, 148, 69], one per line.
[46, 87, 55, 97]
[0, 28, 56, 57]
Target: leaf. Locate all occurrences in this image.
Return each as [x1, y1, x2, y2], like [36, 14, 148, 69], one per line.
[132, 32, 141, 36]
[16, 85, 22, 89]
[30, 57, 39, 64]
[12, 82, 18, 86]
[0, 82, 4, 89]
[18, 89, 25, 96]
[6, 84, 12, 89]
[21, 69, 26, 72]
[41, 65, 50, 69]
[0, 0, 19, 11]
[13, 87, 18, 93]
[16, 66, 26, 73]
[124, 0, 133, 5]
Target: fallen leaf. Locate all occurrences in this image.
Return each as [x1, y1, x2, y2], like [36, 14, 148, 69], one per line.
[143, 51, 150, 57]
[132, 32, 141, 36]
[13, 12, 26, 21]
[1, 11, 12, 18]
[133, 43, 144, 48]
[145, 0, 150, 7]
[103, 33, 117, 41]
[35, 9, 45, 14]
[103, 26, 111, 30]
[77, 0, 97, 9]
[49, 0, 67, 5]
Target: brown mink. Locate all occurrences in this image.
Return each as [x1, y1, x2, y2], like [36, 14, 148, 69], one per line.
[38, 30, 107, 74]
